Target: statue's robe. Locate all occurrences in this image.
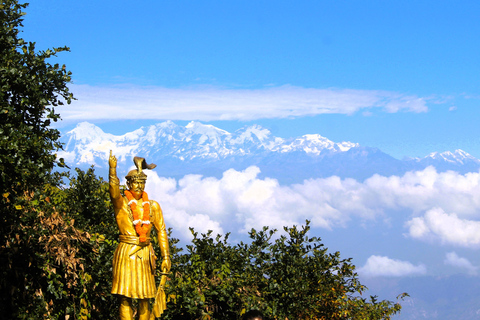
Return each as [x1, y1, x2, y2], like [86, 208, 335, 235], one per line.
[110, 190, 168, 299]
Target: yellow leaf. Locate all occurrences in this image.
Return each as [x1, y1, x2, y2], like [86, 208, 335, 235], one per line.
[15, 205, 22, 210]
[2, 193, 9, 198]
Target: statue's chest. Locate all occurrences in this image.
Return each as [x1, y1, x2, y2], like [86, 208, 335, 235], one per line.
[124, 198, 153, 223]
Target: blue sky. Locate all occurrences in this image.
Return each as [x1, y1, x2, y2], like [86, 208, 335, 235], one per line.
[22, 0, 480, 159]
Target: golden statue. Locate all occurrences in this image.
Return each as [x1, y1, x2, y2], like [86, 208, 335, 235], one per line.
[109, 151, 171, 320]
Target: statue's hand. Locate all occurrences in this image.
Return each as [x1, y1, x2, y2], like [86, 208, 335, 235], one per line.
[109, 150, 117, 168]
[161, 256, 171, 273]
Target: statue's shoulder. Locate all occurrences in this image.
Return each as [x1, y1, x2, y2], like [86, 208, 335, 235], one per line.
[149, 199, 162, 210]
[148, 200, 163, 223]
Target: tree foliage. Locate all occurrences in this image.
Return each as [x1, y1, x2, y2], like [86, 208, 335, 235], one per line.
[44, 168, 119, 319]
[162, 223, 405, 320]
[0, 0, 73, 195]
[0, 0, 75, 318]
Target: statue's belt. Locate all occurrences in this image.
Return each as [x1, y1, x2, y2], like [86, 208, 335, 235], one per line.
[119, 235, 151, 246]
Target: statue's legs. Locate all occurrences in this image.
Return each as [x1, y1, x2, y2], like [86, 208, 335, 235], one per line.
[138, 299, 150, 320]
[120, 297, 133, 320]
[119, 297, 133, 320]
[118, 296, 150, 320]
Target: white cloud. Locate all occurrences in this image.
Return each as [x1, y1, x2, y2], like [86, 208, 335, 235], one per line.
[146, 167, 351, 239]
[144, 172, 225, 239]
[444, 252, 478, 275]
[65, 84, 429, 121]
[138, 165, 480, 245]
[358, 255, 427, 277]
[406, 208, 480, 248]
[363, 167, 480, 217]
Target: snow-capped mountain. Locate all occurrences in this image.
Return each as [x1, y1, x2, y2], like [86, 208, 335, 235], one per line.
[59, 121, 356, 165]
[404, 149, 480, 173]
[413, 149, 480, 165]
[58, 121, 480, 183]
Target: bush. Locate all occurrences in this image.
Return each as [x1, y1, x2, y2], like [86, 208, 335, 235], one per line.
[162, 222, 405, 320]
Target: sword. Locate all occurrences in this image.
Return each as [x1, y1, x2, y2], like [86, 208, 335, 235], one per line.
[150, 269, 169, 319]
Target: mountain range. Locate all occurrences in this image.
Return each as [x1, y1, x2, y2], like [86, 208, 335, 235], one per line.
[59, 121, 480, 183]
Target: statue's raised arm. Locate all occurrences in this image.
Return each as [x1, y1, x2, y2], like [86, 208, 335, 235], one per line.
[108, 150, 122, 208]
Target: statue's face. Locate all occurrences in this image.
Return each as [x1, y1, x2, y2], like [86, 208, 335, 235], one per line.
[127, 179, 146, 199]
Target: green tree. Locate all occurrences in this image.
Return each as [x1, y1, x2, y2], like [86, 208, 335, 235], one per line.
[57, 167, 119, 319]
[14, 166, 121, 319]
[0, 0, 76, 318]
[0, 0, 72, 195]
[162, 222, 406, 320]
